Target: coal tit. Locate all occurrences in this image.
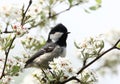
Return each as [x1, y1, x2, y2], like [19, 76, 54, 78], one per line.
[25, 23, 70, 68]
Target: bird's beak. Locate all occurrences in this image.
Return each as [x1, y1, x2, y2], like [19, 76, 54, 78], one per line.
[67, 32, 71, 34]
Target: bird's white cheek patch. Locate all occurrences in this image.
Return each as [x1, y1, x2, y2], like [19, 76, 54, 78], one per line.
[50, 32, 63, 42]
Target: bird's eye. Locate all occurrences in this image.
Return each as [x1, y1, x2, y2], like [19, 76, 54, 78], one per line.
[50, 31, 56, 34]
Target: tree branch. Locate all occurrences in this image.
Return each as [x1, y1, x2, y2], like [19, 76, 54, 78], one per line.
[114, 39, 120, 50]
[48, 2, 80, 19]
[77, 47, 114, 74]
[0, 23, 14, 34]
[0, 31, 14, 34]
[28, 2, 82, 29]
[77, 39, 120, 74]
[61, 39, 120, 84]
[60, 76, 82, 84]
[21, 0, 32, 26]
[0, 35, 16, 79]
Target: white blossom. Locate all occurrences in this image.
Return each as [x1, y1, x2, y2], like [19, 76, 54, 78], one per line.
[12, 23, 28, 37]
[49, 57, 77, 81]
[76, 36, 104, 59]
[0, 4, 21, 23]
[77, 69, 98, 84]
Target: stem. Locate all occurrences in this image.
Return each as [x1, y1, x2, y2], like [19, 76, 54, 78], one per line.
[48, 2, 80, 18]
[40, 68, 50, 82]
[0, 36, 16, 79]
[83, 58, 87, 67]
[61, 76, 82, 84]
[21, 0, 32, 26]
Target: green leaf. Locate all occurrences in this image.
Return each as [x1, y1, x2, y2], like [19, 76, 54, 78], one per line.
[89, 5, 101, 10]
[68, 0, 73, 5]
[116, 42, 120, 48]
[96, 0, 102, 4]
[0, 81, 3, 84]
[11, 44, 15, 49]
[74, 41, 81, 49]
[14, 56, 21, 60]
[89, 6, 97, 10]
[84, 9, 90, 13]
[11, 65, 20, 76]
[49, 0, 54, 5]
[25, 15, 31, 21]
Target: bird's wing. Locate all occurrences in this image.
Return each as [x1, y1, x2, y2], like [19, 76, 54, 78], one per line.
[25, 42, 56, 67]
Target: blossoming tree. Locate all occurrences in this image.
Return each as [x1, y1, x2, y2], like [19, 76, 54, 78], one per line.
[0, 0, 120, 84]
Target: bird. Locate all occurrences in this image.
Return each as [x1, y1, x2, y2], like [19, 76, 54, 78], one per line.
[24, 23, 70, 68]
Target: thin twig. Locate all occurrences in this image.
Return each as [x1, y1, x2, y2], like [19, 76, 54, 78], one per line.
[48, 6, 71, 18]
[114, 39, 120, 47]
[40, 68, 50, 82]
[34, 74, 41, 83]
[48, 3, 80, 18]
[61, 76, 82, 84]
[114, 39, 120, 50]
[0, 23, 14, 34]
[21, 0, 32, 26]
[83, 58, 87, 67]
[0, 31, 14, 34]
[28, 2, 81, 29]
[4, 23, 9, 33]
[0, 35, 16, 79]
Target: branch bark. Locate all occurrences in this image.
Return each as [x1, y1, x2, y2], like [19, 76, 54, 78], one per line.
[0, 36, 16, 79]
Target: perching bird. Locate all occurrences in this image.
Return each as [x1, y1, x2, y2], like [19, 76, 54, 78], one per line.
[25, 23, 70, 68]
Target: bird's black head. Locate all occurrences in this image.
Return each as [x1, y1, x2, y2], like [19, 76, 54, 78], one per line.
[47, 23, 70, 46]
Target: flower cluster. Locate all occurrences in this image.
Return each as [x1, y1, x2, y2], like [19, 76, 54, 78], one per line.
[0, 58, 24, 84]
[12, 23, 28, 37]
[29, 57, 77, 84]
[75, 36, 104, 59]
[27, 2, 42, 18]
[0, 34, 15, 51]
[21, 35, 45, 55]
[77, 69, 98, 84]
[49, 57, 77, 81]
[0, 75, 12, 84]
[0, 4, 21, 23]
